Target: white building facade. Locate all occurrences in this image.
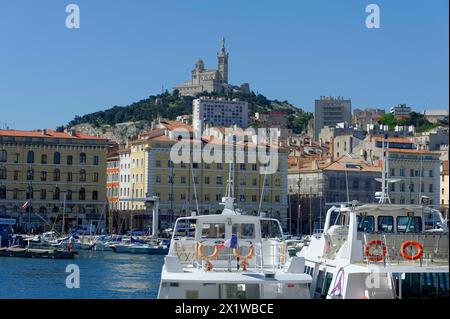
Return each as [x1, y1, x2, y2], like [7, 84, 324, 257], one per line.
[192, 97, 249, 138]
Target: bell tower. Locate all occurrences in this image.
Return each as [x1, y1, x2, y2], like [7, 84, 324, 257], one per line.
[217, 37, 229, 84]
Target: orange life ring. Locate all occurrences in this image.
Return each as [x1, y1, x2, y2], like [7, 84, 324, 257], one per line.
[400, 241, 423, 260]
[197, 243, 219, 261]
[364, 240, 387, 262]
[232, 245, 254, 261]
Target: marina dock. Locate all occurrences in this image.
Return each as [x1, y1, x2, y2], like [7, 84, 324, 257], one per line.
[0, 247, 78, 259]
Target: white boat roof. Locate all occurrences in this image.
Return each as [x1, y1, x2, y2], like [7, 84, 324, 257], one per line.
[354, 204, 429, 214]
[161, 270, 312, 284]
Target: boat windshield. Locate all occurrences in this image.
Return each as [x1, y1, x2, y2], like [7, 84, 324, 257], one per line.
[260, 219, 283, 239]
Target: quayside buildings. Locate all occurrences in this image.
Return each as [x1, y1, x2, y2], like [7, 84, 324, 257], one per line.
[0, 129, 108, 233]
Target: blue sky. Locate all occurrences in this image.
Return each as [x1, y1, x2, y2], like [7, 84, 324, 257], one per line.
[0, 0, 448, 130]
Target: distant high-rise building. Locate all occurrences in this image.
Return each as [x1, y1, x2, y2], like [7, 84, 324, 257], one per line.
[314, 96, 352, 140]
[192, 97, 248, 137]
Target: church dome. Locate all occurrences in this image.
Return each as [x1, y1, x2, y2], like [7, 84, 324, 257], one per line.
[195, 59, 205, 70]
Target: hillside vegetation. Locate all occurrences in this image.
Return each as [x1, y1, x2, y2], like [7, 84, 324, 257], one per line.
[68, 90, 311, 135]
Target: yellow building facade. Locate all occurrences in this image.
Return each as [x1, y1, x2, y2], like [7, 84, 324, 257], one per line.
[126, 129, 289, 230]
[0, 129, 108, 233]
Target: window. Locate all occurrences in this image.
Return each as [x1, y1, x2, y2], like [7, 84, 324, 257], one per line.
[156, 160, 161, 168]
[216, 163, 222, 169]
[390, 168, 395, 176]
[204, 194, 210, 202]
[410, 169, 414, 177]
[40, 189, 46, 200]
[216, 176, 222, 185]
[80, 153, 86, 164]
[377, 216, 394, 232]
[400, 168, 405, 177]
[252, 195, 257, 202]
[93, 172, 99, 183]
[0, 167, 6, 180]
[41, 171, 47, 181]
[390, 183, 395, 192]
[53, 187, 60, 200]
[240, 163, 246, 170]
[232, 223, 255, 239]
[397, 216, 422, 233]
[67, 155, 73, 165]
[356, 215, 375, 232]
[252, 164, 257, 171]
[205, 176, 210, 184]
[13, 189, 18, 200]
[26, 186, 33, 199]
[0, 186, 6, 199]
[201, 223, 225, 239]
[429, 170, 433, 177]
[409, 183, 415, 192]
[239, 194, 246, 202]
[275, 195, 280, 202]
[53, 152, 61, 164]
[400, 183, 405, 192]
[0, 150, 6, 162]
[79, 188, 86, 201]
[429, 184, 433, 193]
[54, 169, 60, 182]
[180, 176, 186, 184]
[79, 169, 86, 182]
[27, 151, 34, 164]
[93, 156, 99, 166]
[66, 190, 72, 201]
[41, 154, 47, 164]
[13, 170, 19, 180]
[67, 172, 73, 182]
[27, 168, 34, 181]
[92, 191, 98, 201]
[156, 176, 161, 184]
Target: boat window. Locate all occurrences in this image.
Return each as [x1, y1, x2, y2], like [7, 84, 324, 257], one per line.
[377, 216, 394, 232]
[232, 223, 255, 239]
[330, 211, 340, 226]
[201, 223, 226, 239]
[174, 219, 196, 238]
[356, 215, 375, 232]
[394, 273, 449, 299]
[315, 271, 324, 294]
[397, 216, 422, 233]
[260, 219, 283, 239]
[324, 272, 334, 296]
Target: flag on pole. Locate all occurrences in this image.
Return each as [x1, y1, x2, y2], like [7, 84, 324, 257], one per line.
[217, 234, 238, 249]
[20, 200, 31, 209]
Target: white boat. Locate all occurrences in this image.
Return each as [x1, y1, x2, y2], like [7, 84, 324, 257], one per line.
[157, 180, 313, 299]
[110, 241, 169, 254]
[299, 202, 449, 299]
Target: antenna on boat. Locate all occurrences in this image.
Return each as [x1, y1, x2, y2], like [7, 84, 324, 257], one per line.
[190, 160, 200, 215]
[257, 163, 268, 216]
[220, 162, 237, 214]
[375, 134, 400, 203]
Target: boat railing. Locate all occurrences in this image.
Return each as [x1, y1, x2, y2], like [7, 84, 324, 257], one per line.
[361, 232, 449, 266]
[170, 238, 287, 272]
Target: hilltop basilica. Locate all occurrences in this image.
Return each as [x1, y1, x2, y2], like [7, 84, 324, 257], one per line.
[173, 37, 250, 97]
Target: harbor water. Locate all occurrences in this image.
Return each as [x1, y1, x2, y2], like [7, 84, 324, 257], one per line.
[0, 251, 165, 299]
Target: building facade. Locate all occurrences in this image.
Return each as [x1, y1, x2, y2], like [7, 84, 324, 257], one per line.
[390, 104, 411, 117]
[314, 96, 352, 140]
[173, 37, 250, 97]
[387, 149, 440, 206]
[106, 145, 120, 211]
[0, 129, 108, 233]
[288, 156, 381, 235]
[192, 97, 248, 137]
[125, 124, 289, 230]
[440, 160, 449, 218]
